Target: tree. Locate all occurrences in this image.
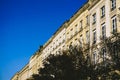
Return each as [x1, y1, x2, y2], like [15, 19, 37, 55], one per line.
[93, 32, 120, 79]
[38, 54, 75, 80]
[31, 45, 90, 80]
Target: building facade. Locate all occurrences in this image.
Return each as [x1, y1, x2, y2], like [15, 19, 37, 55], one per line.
[12, 64, 29, 80]
[11, 0, 120, 80]
[89, 0, 120, 64]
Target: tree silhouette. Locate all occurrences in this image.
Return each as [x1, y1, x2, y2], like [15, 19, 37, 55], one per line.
[40, 54, 76, 80]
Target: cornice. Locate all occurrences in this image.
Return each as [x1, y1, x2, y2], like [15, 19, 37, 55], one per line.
[42, 21, 67, 50]
[52, 21, 67, 39]
[43, 36, 53, 49]
[11, 72, 19, 80]
[88, 0, 101, 10]
[19, 64, 29, 74]
[30, 1, 90, 57]
[67, 1, 89, 27]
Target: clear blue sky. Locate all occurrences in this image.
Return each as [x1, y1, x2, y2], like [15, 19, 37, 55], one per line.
[0, 0, 87, 80]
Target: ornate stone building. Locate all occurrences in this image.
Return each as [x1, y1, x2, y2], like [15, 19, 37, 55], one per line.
[11, 0, 120, 80]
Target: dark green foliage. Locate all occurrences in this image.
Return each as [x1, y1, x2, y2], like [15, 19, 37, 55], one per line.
[38, 54, 75, 80]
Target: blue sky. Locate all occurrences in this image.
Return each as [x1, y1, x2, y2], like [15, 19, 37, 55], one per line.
[0, 0, 87, 80]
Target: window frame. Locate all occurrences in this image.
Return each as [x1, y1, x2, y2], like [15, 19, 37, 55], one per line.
[86, 31, 89, 44]
[93, 51, 97, 65]
[92, 13, 96, 24]
[102, 48, 106, 62]
[86, 15, 89, 25]
[101, 23, 106, 39]
[111, 0, 116, 10]
[101, 5, 105, 18]
[93, 29, 96, 44]
[80, 35, 83, 48]
[111, 16, 117, 33]
[80, 20, 83, 29]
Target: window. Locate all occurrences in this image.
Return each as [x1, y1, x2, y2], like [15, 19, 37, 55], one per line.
[70, 28, 73, 37]
[59, 42, 61, 46]
[80, 35, 83, 48]
[93, 51, 97, 65]
[93, 29, 96, 44]
[69, 42, 73, 49]
[75, 38, 77, 41]
[112, 16, 117, 33]
[71, 28, 73, 31]
[75, 38, 78, 46]
[86, 31, 89, 44]
[111, 0, 116, 10]
[75, 24, 78, 33]
[92, 13, 96, 24]
[101, 23, 106, 39]
[102, 48, 106, 62]
[86, 15, 89, 25]
[63, 33, 65, 35]
[67, 32, 70, 39]
[50, 46, 52, 48]
[80, 20, 83, 29]
[101, 6, 105, 18]
[113, 45, 118, 57]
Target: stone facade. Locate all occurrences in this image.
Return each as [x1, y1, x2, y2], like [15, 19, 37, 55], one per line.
[11, 0, 120, 80]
